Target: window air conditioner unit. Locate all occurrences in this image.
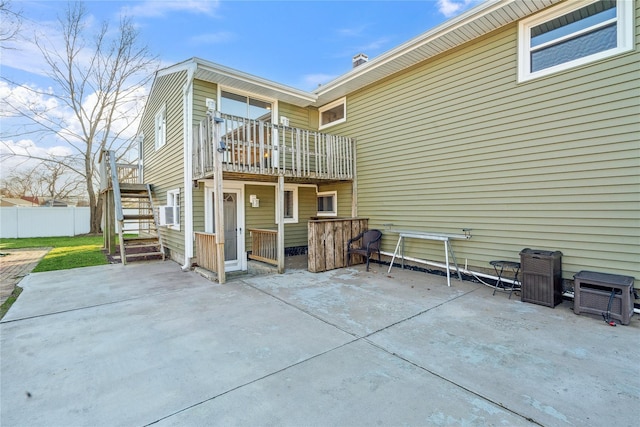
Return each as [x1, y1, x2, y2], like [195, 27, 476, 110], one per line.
[158, 205, 176, 226]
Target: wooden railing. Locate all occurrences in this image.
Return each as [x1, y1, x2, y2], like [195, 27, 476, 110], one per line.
[193, 113, 354, 181]
[248, 229, 278, 266]
[195, 232, 218, 273]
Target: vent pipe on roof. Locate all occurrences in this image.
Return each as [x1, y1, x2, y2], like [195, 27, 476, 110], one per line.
[352, 53, 368, 68]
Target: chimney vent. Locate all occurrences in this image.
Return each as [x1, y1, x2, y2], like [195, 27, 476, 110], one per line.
[352, 53, 368, 68]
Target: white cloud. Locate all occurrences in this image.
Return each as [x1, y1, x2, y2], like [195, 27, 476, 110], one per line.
[121, 0, 220, 19]
[0, 81, 60, 118]
[0, 138, 74, 178]
[300, 73, 338, 91]
[189, 31, 234, 45]
[437, 0, 480, 18]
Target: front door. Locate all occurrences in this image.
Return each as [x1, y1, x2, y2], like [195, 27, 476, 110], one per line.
[223, 192, 238, 263]
[206, 186, 245, 272]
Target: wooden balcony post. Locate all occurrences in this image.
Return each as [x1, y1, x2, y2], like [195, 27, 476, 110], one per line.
[277, 174, 285, 274]
[212, 113, 226, 284]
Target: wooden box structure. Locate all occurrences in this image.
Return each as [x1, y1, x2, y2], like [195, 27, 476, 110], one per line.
[520, 248, 563, 307]
[574, 270, 635, 325]
[308, 218, 368, 273]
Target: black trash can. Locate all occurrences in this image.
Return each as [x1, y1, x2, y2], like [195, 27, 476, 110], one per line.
[519, 248, 563, 307]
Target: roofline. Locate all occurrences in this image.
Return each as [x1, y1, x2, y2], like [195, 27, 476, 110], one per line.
[191, 57, 317, 104]
[313, 0, 522, 100]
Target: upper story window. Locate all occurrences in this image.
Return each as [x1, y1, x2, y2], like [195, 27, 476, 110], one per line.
[220, 90, 272, 121]
[518, 0, 633, 82]
[154, 105, 166, 150]
[319, 97, 346, 130]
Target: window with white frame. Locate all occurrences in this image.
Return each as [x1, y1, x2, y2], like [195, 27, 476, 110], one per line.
[220, 90, 273, 121]
[518, 0, 633, 82]
[317, 191, 337, 217]
[154, 105, 166, 150]
[166, 189, 180, 230]
[319, 97, 346, 129]
[276, 186, 298, 224]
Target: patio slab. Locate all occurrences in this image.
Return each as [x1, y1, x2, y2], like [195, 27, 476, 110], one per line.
[1, 260, 638, 426]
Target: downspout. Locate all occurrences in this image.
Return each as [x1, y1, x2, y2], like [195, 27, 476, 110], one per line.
[181, 63, 197, 271]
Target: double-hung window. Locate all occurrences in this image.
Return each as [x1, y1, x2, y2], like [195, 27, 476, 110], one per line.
[154, 105, 166, 150]
[518, 0, 633, 82]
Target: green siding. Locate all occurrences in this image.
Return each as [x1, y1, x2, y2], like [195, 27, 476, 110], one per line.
[340, 11, 640, 280]
[140, 70, 188, 261]
[279, 102, 318, 129]
[318, 182, 353, 217]
[244, 184, 318, 251]
[245, 184, 276, 252]
[192, 79, 218, 236]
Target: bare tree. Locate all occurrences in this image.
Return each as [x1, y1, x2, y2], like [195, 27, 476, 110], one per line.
[1, 1, 158, 232]
[0, 0, 22, 46]
[0, 160, 86, 203]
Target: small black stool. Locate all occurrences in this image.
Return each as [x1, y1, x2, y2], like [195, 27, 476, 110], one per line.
[490, 260, 521, 299]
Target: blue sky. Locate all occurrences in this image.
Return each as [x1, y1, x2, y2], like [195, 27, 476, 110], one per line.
[3, 0, 479, 89]
[0, 0, 479, 170]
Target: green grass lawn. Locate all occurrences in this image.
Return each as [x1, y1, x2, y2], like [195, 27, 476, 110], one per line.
[0, 235, 108, 272]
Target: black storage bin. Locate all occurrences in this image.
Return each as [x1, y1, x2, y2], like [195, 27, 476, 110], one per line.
[519, 248, 563, 307]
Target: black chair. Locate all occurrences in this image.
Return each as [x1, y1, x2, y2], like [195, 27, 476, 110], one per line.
[347, 229, 382, 271]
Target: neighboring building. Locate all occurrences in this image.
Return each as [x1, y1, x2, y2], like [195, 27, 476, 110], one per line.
[137, 0, 639, 282]
[0, 197, 39, 207]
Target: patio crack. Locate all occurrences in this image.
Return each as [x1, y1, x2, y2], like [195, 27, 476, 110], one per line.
[362, 338, 544, 426]
[242, 282, 543, 426]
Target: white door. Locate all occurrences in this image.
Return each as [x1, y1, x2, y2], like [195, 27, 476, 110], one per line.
[206, 186, 245, 272]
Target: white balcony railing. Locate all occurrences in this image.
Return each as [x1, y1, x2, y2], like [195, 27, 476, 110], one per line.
[193, 113, 354, 181]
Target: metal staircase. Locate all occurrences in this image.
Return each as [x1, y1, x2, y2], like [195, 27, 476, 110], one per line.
[100, 150, 164, 264]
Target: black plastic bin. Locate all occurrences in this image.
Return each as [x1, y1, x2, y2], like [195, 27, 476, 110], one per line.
[519, 248, 563, 307]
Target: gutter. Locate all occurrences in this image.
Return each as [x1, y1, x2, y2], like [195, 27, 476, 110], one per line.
[181, 63, 197, 271]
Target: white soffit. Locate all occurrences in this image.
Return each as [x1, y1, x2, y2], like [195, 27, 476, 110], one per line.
[313, 0, 562, 105]
[191, 58, 317, 107]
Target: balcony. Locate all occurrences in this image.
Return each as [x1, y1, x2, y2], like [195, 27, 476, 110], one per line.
[193, 113, 354, 182]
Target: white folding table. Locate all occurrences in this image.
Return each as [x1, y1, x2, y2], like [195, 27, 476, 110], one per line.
[387, 230, 471, 286]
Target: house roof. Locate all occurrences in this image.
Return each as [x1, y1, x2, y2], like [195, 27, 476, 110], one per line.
[152, 0, 563, 109]
[156, 57, 317, 108]
[313, 0, 562, 105]
[0, 197, 38, 207]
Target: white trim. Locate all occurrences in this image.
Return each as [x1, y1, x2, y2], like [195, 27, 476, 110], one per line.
[316, 190, 338, 217]
[204, 181, 246, 272]
[518, 0, 633, 82]
[276, 185, 298, 224]
[318, 97, 347, 130]
[166, 189, 181, 231]
[217, 86, 279, 121]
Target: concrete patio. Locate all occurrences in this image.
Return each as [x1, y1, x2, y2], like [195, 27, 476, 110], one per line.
[1, 260, 638, 426]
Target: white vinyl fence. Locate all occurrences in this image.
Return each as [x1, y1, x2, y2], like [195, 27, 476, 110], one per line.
[0, 207, 91, 238]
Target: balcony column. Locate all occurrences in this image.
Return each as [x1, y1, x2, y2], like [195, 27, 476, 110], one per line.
[212, 112, 226, 283]
[277, 174, 285, 274]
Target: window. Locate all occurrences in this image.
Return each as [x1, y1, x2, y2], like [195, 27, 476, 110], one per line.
[220, 90, 272, 121]
[154, 105, 166, 150]
[319, 97, 346, 129]
[518, 0, 633, 82]
[317, 191, 337, 217]
[166, 189, 180, 230]
[276, 186, 298, 224]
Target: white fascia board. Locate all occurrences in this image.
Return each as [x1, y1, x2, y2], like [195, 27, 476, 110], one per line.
[193, 57, 317, 105]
